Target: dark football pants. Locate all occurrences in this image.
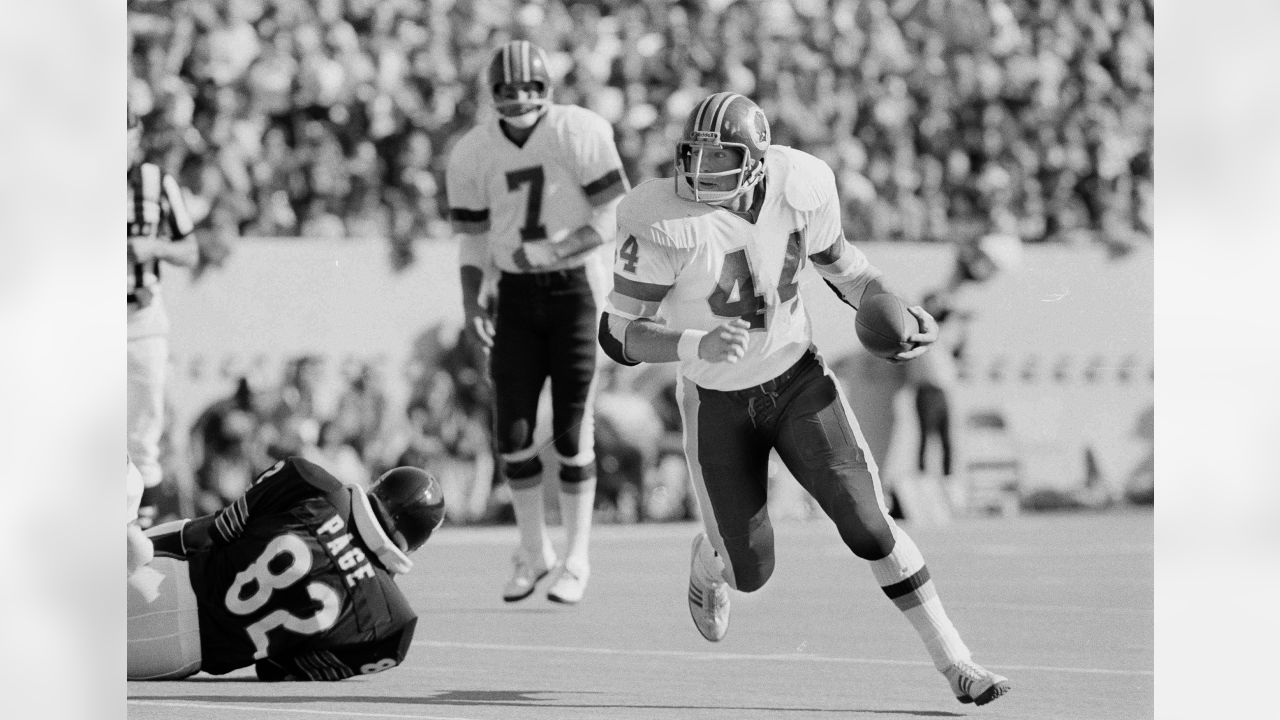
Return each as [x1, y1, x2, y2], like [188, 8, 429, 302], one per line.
[914, 383, 953, 477]
[491, 268, 599, 488]
[679, 351, 896, 592]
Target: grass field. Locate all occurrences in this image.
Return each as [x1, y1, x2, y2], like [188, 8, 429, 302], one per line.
[128, 509, 1153, 720]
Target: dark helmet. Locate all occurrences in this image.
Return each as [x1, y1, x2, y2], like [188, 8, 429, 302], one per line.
[487, 40, 552, 118]
[367, 467, 445, 555]
[675, 92, 771, 203]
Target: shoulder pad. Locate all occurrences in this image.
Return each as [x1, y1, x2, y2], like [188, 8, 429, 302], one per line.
[618, 179, 706, 250]
[773, 146, 836, 213]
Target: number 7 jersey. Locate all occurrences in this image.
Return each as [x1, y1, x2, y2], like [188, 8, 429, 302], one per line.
[606, 145, 878, 391]
[446, 104, 629, 273]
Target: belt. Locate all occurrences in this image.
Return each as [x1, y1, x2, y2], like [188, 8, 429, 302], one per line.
[716, 350, 816, 401]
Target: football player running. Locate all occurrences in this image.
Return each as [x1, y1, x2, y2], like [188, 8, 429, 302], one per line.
[598, 92, 1010, 706]
[127, 458, 444, 681]
[446, 40, 630, 605]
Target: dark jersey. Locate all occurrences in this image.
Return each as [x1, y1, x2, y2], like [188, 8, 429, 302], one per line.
[186, 457, 417, 679]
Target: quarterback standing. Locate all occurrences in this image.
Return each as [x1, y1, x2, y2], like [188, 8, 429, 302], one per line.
[127, 457, 444, 680]
[598, 92, 1010, 706]
[446, 40, 629, 604]
[128, 105, 198, 520]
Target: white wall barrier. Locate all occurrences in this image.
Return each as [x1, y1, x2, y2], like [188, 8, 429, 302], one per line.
[165, 238, 1153, 495]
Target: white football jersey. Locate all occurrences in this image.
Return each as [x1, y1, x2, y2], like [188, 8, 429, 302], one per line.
[446, 104, 628, 274]
[606, 145, 876, 391]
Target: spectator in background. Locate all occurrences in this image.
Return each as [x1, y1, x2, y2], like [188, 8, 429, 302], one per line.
[907, 290, 967, 483]
[129, 104, 199, 526]
[310, 419, 370, 487]
[190, 375, 271, 514]
[127, 0, 1151, 251]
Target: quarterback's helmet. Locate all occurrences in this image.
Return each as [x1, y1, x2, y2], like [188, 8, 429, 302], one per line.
[675, 92, 770, 203]
[488, 40, 552, 118]
[367, 467, 446, 554]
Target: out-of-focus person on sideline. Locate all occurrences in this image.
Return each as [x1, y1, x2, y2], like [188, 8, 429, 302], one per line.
[128, 103, 197, 526]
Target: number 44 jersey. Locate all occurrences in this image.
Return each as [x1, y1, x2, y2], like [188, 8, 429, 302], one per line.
[187, 457, 417, 679]
[606, 145, 879, 391]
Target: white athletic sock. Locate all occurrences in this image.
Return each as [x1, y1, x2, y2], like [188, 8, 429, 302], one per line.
[868, 523, 971, 671]
[558, 476, 596, 573]
[511, 483, 555, 567]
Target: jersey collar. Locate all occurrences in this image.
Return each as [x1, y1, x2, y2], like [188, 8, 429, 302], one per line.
[348, 486, 414, 575]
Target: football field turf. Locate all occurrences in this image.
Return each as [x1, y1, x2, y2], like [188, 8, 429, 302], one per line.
[128, 509, 1153, 719]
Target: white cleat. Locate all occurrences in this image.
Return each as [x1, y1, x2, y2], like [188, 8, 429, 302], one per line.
[546, 563, 590, 605]
[687, 533, 730, 642]
[942, 658, 1011, 706]
[502, 550, 554, 602]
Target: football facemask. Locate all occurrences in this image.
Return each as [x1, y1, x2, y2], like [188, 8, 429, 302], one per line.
[489, 41, 552, 120]
[675, 92, 770, 204]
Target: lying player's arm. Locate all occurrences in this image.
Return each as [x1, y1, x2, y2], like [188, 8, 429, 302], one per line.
[177, 458, 335, 549]
[599, 313, 750, 365]
[458, 234, 495, 349]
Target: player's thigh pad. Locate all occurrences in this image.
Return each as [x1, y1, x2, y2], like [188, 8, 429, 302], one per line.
[127, 556, 202, 680]
[775, 372, 894, 560]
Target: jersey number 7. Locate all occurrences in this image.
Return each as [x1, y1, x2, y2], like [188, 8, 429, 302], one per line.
[505, 166, 549, 241]
[708, 230, 804, 329]
[225, 533, 341, 659]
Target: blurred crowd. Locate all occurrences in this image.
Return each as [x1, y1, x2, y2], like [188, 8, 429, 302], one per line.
[171, 323, 695, 526]
[128, 0, 1153, 264]
[182, 324, 495, 519]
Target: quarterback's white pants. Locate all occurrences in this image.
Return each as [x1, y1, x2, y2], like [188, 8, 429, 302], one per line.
[127, 556, 202, 679]
[128, 336, 168, 489]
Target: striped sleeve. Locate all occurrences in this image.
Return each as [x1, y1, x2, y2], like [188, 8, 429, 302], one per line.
[445, 134, 491, 233]
[448, 206, 490, 234]
[209, 458, 339, 545]
[160, 173, 194, 238]
[582, 167, 628, 207]
[605, 229, 682, 320]
[608, 273, 671, 319]
[573, 110, 630, 206]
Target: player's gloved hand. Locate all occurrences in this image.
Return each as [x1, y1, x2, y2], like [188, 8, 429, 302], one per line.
[889, 306, 939, 363]
[463, 304, 495, 351]
[699, 318, 750, 363]
[512, 240, 559, 271]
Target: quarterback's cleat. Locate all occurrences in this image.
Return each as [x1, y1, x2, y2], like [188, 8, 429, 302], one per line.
[687, 533, 730, 642]
[546, 563, 590, 605]
[942, 659, 1011, 706]
[503, 550, 554, 602]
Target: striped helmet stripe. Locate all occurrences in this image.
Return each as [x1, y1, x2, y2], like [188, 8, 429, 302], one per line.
[691, 94, 716, 134]
[710, 93, 743, 135]
[521, 41, 531, 82]
[501, 44, 511, 83]
[691, 92, 745, 138]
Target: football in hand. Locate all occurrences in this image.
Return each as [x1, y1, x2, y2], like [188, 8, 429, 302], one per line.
[855, 294, 918, 360]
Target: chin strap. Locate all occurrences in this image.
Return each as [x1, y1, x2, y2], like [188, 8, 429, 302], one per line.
[348, 487, 414, 575]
